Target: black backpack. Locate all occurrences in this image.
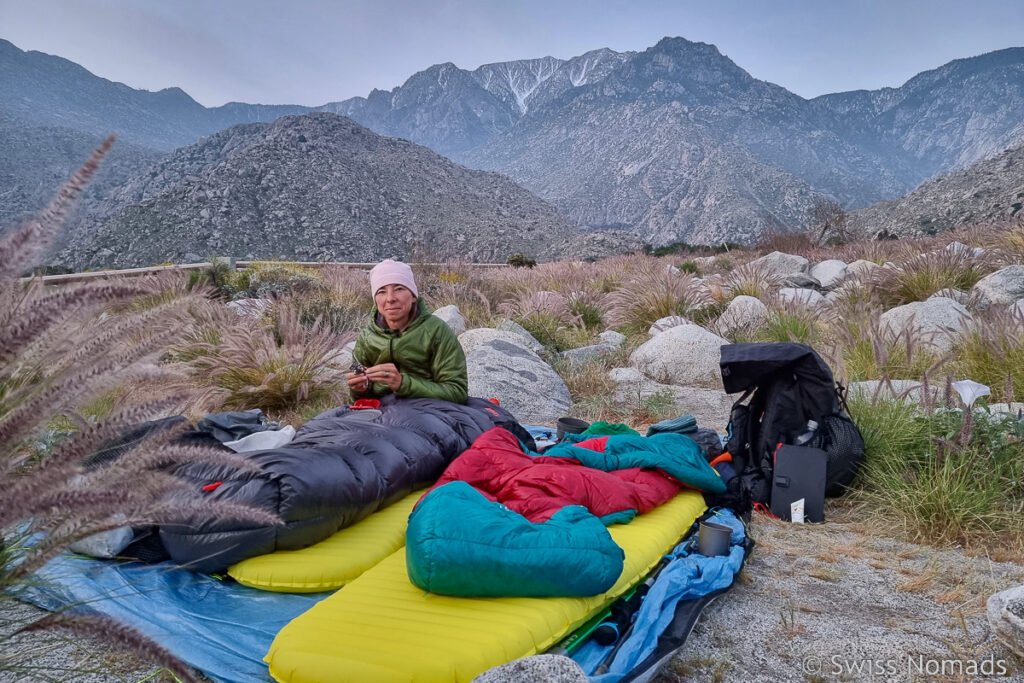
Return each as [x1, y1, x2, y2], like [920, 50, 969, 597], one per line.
[716, 342, 865, 515]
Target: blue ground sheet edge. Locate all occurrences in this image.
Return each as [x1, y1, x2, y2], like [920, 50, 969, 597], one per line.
[16, 554, 328, 683]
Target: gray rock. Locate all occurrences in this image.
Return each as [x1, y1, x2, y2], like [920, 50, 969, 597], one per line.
[432, 304, 467, 335]
[928, 287, 970, 305]
[647, 315, 693, 337]
[630, 324, 728, 388]
[971, 265, 1024, 310]
[776, 287, 828, 308]
[879, 298, 972, 353]
[496, 319, 545, 351]
[225, 298, 271, 318]
[987, 586, 1024, 659]
[748, 251, 809, 278]
[780, 272, 822, 290]
[847, 379, 942, 405]
[809, 259, 849, 290]
[598, 330, 627, 348]
[466, 339, 570, 424]
[946, 240, 985, 259]
[460, 328, 544, 355]
[608, 367, 735, 431]
[559, 343, 618, 363]
[846, 259, 882, 279]
[472, 654, 588, 683]
[717, 295, 768, 334]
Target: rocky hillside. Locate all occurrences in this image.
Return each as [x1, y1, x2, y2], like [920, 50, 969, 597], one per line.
[59, 113, 638, 269]
[0, 39, 309, 151]
[851, 143, 1024, 237]
[0, 111, 164, 230]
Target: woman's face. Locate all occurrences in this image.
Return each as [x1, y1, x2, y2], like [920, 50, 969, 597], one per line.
[374, 284, 417, 330]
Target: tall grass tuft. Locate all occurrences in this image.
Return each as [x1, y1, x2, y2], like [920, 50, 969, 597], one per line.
[602, 262, 707, 334]
[868, 247, 997, 308]
[176, 297, 354, 415]
[849, 397, 1024, 547]
[953, 307, 1024, 402]
[1, 137, 279, 681]
[723, 262, 782, 301]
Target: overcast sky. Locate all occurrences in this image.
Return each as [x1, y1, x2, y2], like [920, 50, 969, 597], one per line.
[2, 0, 1022, 107]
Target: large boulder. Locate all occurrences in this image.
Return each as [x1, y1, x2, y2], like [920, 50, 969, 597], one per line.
[608, 368, 735, 432]
[630, 325, 728, 388]
[717, 295, 768, 335]
[809, 260, 849, 290]
[559, 343, 618, 363]
[846, 259, 882, 279]
[466, 339, 570, 424]
[496, 319, 545, 350]
[748, 251, 809, 279]
[460, 328, 544, 355]
[777, 288, 828, 308]
[879, 298, 972, 353]
[987, 586, 1024, 659]
[432, 305, 467, 335]
[598, 330, 627, 348]
[971, 265, 1024, 310]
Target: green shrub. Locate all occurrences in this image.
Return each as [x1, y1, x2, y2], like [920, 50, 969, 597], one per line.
[506, 253, 537, 269]
[678, 260, 699, 274]
[850, 398, 1024, 547]
[953, 308, 1024, 402]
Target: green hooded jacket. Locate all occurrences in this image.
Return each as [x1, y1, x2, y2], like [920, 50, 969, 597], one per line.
[350, 298, 468, 403]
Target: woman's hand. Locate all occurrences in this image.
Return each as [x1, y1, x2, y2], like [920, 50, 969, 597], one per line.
[365, 363, 402, 392]
[346, 371, 370, 392]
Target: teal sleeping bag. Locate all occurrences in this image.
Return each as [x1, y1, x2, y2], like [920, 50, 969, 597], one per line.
[406, 481, 624, 597]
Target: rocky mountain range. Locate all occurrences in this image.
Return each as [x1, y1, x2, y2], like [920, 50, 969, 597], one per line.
[3, 36, 1024, 263]
[59, 113, 640, 269]
[850, 143, 1024, 236]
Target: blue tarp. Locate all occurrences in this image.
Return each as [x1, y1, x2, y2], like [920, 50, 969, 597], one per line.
[571, 508, 746, 682]
[18, 555, 327, 683]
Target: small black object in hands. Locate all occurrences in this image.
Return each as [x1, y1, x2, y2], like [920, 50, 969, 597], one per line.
[349, 360, 366, 374]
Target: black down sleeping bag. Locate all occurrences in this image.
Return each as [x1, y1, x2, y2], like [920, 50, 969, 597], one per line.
[160, 396, 533, 572]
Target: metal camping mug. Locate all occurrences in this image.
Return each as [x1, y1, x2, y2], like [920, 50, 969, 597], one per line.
[697, 521, 732, 557]
[555, 416, 590, 442]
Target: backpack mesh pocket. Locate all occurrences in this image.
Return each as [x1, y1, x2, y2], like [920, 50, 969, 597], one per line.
[811, 412, 865, 496]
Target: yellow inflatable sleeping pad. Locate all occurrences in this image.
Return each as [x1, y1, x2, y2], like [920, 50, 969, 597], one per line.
[229, 490, 422, 593]
[265, 490, 706, 682]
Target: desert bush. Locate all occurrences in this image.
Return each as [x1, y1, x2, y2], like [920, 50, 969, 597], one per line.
[982, 218, 1024, 264]
[175, 297, 353, 416]
[850, 397, 1024, 547]
[602, 263, 708, 334]
[757, 227, 818, 255]
[678, 260, 699, 274]
[953, 307, 1024, 403]
[497, 291, 591, 351]
[722, 262, 782, 301]
[1, 137, 276, 682]
[867, 247, 997, 308]
[219, 261, 326, 301]
[506, 253, 537, 268]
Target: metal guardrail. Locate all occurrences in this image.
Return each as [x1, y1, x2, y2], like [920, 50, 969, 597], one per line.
[31, 260, 510, 284]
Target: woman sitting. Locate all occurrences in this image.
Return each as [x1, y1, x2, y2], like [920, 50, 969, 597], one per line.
[346, 259, 468, 403]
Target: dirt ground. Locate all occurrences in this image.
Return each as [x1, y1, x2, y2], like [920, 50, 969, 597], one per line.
[660, 505, 1024, 683]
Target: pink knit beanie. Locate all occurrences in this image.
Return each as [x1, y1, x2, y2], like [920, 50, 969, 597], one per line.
[369, 259, 418, 298]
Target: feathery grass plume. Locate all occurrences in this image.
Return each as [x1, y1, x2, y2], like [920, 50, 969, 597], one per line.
[1, 139, 281, 680]
[867, 246, 997, 308]
[829, 303, 947, 382]
[983, 217, 1024, 265]
[177, 295, 353, 415]
[722, 262, 783, 301]
[953, 306, 1024, 402]
[752, 300, 827, 345]
[497, 290, 590, 351]
[602, 261, 708, 333]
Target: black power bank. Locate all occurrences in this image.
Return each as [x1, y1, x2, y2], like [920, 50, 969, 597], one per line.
[770, 445, 827, 523]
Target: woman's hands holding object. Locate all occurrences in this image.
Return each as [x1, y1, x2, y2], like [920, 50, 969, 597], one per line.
[365, 363, 402, 392]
